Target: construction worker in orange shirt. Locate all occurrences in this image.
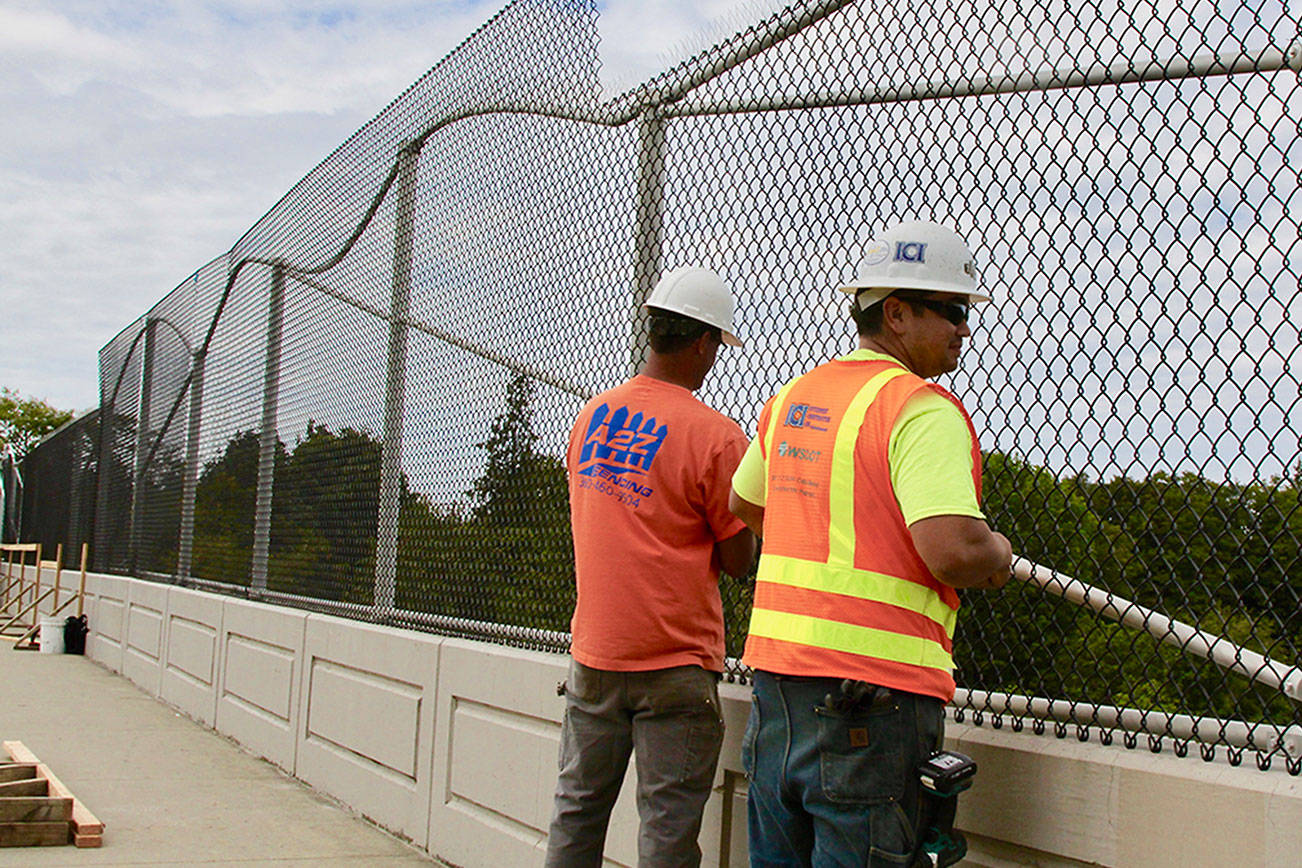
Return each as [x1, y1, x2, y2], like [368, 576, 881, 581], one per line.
[546, 266, 757, 868]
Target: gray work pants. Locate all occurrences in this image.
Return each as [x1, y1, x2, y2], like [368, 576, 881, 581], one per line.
[544, 660, 725, 868]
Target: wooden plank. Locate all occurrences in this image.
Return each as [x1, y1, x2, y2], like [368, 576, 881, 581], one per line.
[0, 780, 46, 797]
[0, 820, 71, 847]
[0, 796, 73, 822]
[73, 832, 102, 848]
[0, 765, 37, 784]
[1, 743, 104, 837]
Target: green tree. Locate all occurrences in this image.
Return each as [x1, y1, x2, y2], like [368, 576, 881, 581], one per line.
[469, 375, 553, 526]
[960, 452, 1132, 700]
[469, 376, 573, 630]
[397, 373, 575, 629]
[0, 387, 74, 460]
[964, 454, 1300, 728]
[192, 430, 281, 585]
[270, 421, 382, 604]
[136, 442, 185, 575]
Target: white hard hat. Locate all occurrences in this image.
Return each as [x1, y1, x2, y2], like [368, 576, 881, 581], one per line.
[838, 221, 990, 307]
[643, 266, 742, 347]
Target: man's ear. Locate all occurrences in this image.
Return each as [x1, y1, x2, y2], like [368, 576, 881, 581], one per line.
[881, 296, 907, 333]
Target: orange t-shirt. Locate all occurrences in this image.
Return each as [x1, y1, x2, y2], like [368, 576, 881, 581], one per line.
[567, 375, 748, 672]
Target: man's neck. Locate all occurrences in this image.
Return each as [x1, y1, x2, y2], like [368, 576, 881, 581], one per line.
[859, 335, 895, 357]
[640, 356, 699, 391]
[858, 335, 915, 373]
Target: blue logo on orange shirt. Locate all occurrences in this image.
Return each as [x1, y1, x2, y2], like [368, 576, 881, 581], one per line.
[577, 403, 666, 498]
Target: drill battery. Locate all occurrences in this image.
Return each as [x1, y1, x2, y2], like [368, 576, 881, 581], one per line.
[918, 749, 977, 797]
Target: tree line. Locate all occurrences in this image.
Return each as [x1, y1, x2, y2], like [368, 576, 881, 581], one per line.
[38, 374, 1300, 728]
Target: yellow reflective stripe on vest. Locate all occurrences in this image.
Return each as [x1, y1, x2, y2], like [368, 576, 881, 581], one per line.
[827, 367, 910, 566]
[748, 607, 955, 671]
[761, 377, 805, 502]
[758, 553, 957, 636]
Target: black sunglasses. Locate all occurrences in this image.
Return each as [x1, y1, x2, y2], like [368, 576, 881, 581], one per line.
[901, 296, 969, 325]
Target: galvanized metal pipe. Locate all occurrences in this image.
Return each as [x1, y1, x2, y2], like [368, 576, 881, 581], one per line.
[282, 270, 595, 401]
[665, 42, 1302, 117]
[127, 318, 157, 575]
[374, 148, 419, 616]
[607, 0, 862, 115]
[632, 109, 666, 376]
[1014, 557, 1302, 702]
[250, 266, 285, 593]
[176, 353, 204, 582]
[956, 687, 1302, 757]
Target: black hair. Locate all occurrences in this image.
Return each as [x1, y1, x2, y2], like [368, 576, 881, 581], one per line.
[851, 296, 885, 336]
[648, 310, 721, 354]
[851, 290, 935, 336]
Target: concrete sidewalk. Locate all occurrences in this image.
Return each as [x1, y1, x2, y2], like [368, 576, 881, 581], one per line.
[0, 647, 438, 866]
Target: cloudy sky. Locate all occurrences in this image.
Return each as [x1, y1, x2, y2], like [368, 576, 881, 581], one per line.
[0, 0, 784, 413]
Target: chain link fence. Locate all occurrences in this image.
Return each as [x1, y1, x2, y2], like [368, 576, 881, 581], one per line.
[11, 411, 99, 564]
[18, 0, 1302, 774]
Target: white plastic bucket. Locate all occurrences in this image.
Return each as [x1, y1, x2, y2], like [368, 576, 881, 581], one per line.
[39, 617, 65, 654]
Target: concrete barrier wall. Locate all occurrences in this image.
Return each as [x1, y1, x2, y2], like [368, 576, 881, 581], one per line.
[216, 597, 306, 774]
[161, 586, 224, 727]
[86, 572, 127, 672]
[68, 574, 1302, 867]
[297, 614, 441, 848]
[123, 579, 167, 695]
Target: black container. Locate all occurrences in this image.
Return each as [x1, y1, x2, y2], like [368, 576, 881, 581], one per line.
[63, 614, 88, 655]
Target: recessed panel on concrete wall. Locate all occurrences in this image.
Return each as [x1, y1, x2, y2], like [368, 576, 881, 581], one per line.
[161, 586, 224, 727]
[429, 641, 744, 868]
[950, 721, 1302, 868]
[430, 640, 571, 868]
[86, 573, 128, 673]
[295, 615, 440, 848]
[122, 579, 168, 696]
[215, 598, 306, 773]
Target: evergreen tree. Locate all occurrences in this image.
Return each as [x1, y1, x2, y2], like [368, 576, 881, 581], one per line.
[460, 373, 574, 629]
[469, 374, 548, 526]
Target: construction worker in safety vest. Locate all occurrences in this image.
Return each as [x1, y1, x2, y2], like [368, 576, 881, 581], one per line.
[545, 266, 758, 868]
[728, 220, 1013, 867]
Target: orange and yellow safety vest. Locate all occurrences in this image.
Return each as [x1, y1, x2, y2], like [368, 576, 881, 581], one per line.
[741, 356, 982, 701]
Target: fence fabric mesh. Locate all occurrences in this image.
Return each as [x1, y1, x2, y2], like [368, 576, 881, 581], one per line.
[16, 0, 1302, 774]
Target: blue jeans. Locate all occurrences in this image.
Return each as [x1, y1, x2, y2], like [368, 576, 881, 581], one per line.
[741, 671, 944, 867]
[545, 660, 725, 868]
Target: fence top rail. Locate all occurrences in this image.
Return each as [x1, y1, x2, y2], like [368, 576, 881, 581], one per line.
[1, 544, 40, 553]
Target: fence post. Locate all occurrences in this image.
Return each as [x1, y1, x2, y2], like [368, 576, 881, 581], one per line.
[0, 450, 19, 543]
[128, 317, 157, 575]
[177, 351, 204, 580]
[251, 266, 285, 594]
[374, 145, 419, 619]
[92, 382, 113, 573]
[632, 108, 665, 375]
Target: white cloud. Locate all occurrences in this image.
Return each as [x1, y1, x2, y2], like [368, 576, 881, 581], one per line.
[0, 5, 132, 68]
[0, 1, 767, 410]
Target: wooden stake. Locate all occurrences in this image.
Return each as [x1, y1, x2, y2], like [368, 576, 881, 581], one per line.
[77, 543, 88, 618]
